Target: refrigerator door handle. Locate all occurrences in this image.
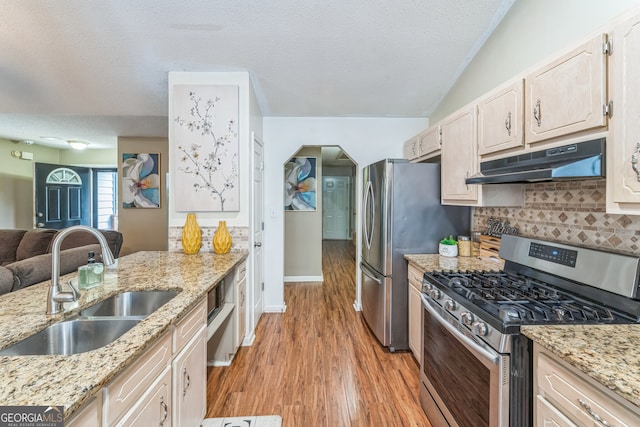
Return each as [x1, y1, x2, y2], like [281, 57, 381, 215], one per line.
[361, 262, 382, 285]
[363, 180, 375, 250]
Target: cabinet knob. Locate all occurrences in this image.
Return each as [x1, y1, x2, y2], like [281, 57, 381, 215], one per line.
[505, 112, 512, 136]
[183, 367, 191, 397]
[159, 396, 168, 425]
[254, 241, 262, 248]
[533, 99, 542, 127]
[577, 398, 614, 427]
[631, 143, 640, 182]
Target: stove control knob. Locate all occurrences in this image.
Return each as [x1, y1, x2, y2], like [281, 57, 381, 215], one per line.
[429, 289, 442, 300]
[461, 312, 475, 326]
[443, 299, 456, 311]
[422, 282, 433, 292]
[472, 321, 488, 337]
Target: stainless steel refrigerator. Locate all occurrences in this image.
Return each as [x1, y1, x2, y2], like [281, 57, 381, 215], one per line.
[361, 159, 470, 351]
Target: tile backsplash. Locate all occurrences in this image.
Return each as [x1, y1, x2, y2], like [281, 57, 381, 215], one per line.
[472, 180, 640, 255]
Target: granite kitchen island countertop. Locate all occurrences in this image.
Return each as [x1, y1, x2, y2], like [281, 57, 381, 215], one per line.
[0, 250, 248, 419]
[404, 253, 505, 272]
[522, 324, 640, 409]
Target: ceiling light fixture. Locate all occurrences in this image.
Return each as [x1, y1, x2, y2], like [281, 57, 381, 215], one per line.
[68, 140, 89, 150]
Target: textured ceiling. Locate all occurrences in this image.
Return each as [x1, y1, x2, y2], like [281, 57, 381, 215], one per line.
[0, 0, 514, 149]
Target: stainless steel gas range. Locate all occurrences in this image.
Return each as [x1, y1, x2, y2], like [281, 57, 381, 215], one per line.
[419, 235, 640, 427]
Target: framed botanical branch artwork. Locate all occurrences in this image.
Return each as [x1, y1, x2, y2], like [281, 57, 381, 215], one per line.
[284, 157, 317, 211]
[122, 153, 160, 208]
[172, 85, 239, 212]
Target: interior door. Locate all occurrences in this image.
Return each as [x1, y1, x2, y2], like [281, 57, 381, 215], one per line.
[251, 135, 265, 332]
[34, 163, 91, 229]
[322, 176, 350, 240]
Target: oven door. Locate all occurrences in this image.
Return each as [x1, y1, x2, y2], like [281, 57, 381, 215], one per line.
[420, 294, 509, 427]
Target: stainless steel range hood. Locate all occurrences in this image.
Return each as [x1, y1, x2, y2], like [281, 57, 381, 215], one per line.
[466, 138, 605, 185]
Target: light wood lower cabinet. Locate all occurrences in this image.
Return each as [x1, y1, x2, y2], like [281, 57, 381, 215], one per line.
[66, 397, 101, 427]
[535, 395, 577, 427]
[407, 263, 423, 362]
[102, 299, 207, 427]
[173, 327, 207, 427]
[235, 260, 247, 349]
[115, 366, 172, 427]
[103, 331, 173, 426]
[534, 344, 640, 427]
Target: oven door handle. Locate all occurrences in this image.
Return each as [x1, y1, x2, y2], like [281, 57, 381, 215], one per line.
[422, 295, 500, 365]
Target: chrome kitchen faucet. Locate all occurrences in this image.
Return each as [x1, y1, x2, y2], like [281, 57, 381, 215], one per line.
[47, 225, 116, 315]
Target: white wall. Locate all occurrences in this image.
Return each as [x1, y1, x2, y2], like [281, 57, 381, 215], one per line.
[432, 0, 640, 121]
[262, 117, 429, 312]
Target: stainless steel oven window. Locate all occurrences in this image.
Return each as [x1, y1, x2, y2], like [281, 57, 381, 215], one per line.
[421, 298, 510, 427]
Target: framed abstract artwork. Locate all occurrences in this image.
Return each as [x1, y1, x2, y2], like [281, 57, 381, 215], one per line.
[172, 84, 239, 212]
[284, 157, 317, 211]
[122, 153, 160, 208]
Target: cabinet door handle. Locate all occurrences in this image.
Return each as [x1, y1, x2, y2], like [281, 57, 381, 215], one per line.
[183, 367, 191, 397]
[505, 112, 512, 136]
[632, 143, 640, 182]
[159, 396, 168, 426]
[577, 399, 613, 427]
[533, 99, 542, 127]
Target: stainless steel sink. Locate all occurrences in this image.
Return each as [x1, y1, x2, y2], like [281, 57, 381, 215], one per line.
[79, 290, 179, 318]
[0, 318, 141, 356]
[0, 290, 179, 356]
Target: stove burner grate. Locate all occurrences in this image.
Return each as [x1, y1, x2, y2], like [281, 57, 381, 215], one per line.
[424, 269, 619, 326]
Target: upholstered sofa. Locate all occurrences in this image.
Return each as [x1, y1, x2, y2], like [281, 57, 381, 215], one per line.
[0, 228, 123, 296]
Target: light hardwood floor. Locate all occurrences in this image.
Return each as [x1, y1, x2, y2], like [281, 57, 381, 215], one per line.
[206, 240, 432, 426]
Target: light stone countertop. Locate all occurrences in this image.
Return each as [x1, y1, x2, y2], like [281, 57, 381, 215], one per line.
[404, 253, 505, 272]
[0, 250, 248, 418]
[522, 325, 640, 409]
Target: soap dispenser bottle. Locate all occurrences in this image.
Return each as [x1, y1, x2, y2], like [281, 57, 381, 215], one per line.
[78, 251, 104, 289]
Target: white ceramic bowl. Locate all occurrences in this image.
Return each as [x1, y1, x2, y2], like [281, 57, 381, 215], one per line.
[438, 243, 458, 257]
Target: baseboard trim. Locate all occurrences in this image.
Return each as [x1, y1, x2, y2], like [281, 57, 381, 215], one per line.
[264, 304, 287, 313]
[284, 275, 323, 282]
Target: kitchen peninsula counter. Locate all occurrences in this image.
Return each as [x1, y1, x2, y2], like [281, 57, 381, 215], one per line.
[404, 253, 505, 271]
[0, 250, 248, 418]
[522, 324, 640, 409]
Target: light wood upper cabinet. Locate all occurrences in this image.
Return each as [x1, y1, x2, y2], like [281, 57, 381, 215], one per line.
[404, 125, 441, 161]
[478, 79, 524, 156]
[441, 104, 478, 204]
[403, 136, 419, 160]
[417, 125, 441, 159]
[608, 11, 640, 212]
[525, 34, 609, 146]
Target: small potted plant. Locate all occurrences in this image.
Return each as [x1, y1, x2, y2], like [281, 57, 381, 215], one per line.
[439, 235, 458, 257]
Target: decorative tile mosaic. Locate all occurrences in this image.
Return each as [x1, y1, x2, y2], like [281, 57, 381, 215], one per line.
[473, 180, 640, 255]
[168, 225, 249, 252]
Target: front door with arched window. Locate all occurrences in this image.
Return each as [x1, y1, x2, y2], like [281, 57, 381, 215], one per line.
[34, 162, 91, 229]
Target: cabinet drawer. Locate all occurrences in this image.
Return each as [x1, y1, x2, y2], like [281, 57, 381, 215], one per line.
[408, 264, 423, 290]
[537, 349, 640, 427]
[115, 366, 172, 427]
[536, 395, 577, 427]
[236, 260, 247, 283]
[173, 299, 206, 354]
[103, 331, 172, 426]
